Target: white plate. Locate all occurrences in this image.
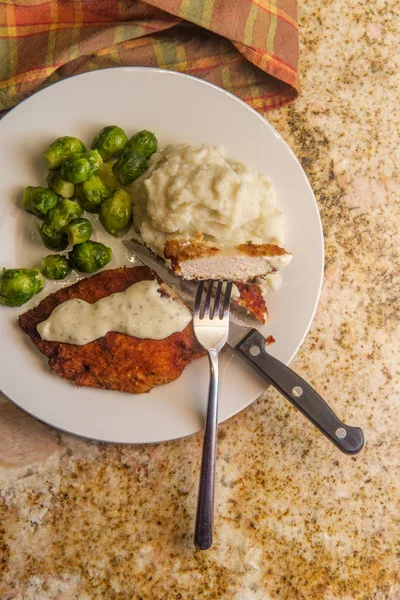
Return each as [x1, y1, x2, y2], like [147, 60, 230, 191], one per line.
[0, 68, 323, 444]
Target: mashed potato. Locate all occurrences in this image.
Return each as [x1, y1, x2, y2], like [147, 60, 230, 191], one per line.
[129, 144, 284, 257]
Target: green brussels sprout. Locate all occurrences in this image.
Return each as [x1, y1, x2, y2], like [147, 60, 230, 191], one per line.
[23, 186, 59, 219]
[39, 199, 83, 250]
[113, 151, 147, 185]
[61, 150, 103, 184]
[46, 170, 75, 198]
[99, 188, 132, 235]
[75, 174, 111, 212]
[86, 149, 103, 172]
[91, 125, 128, 161]
[69, 241, 112, 273]
[44, 198, 82, 231]
[41, 255, 70, 280]
[43, 136, 86, 170]
[38, 225, 68, 251]
[0, 268, 44, 307]
[65, 218, 92, 246]
[124, 130, 158, 158]
[60, 153, 92, 184]
[97, 160, 119, 193]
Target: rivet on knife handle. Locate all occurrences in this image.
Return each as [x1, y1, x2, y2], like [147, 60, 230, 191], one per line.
[235, 329, 364, 455]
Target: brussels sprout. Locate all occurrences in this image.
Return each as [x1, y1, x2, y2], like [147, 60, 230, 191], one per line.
[91, 126, 128, 161]
[41, 255, 70, 280]
[65, 218, 92, 246]
[113, 151, 147, 185]
[43, 136, 86, 170]
[86, 149, 103, 172]
[46, 170, 75, 198]
[99, 188, 132, 235]
[39, 199, 83, 250]
[44, 198, 82, 231]
[38, 225, 68, 251]
[97, 160, 119, 193]
[69, 241, 112, 273]
[75, 174, 110, 212]
[23, 186, 59, 219]
[60, 153, 92, 184]
[124, 130, 158, 158]
[61, 150, 103, 184]
[0, 268, 44, 307]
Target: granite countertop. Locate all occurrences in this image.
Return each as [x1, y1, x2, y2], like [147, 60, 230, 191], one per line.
[1, 0, 399, 598]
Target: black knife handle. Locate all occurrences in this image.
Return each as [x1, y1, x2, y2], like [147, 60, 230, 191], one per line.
[235, 329, 364, 455]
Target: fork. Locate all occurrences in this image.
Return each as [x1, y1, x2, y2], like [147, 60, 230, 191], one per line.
[193, 279, 233, 550]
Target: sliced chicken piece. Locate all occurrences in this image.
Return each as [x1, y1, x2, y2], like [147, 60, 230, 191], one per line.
[164, 238, 292, 282]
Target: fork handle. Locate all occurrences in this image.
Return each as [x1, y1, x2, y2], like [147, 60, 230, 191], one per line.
[235, 329, 364, 455]
[194, 349, 219, 550]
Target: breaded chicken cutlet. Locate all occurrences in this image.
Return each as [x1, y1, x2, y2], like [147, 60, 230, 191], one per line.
[18, 266, 205, 394]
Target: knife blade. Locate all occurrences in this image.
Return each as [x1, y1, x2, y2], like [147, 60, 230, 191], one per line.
[124, 240, 365, 455]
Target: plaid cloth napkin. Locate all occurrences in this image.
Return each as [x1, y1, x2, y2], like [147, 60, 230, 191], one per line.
[0, 0, 299, 116]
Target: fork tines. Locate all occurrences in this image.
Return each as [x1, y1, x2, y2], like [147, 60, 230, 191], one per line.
[194, 280, 233, 320]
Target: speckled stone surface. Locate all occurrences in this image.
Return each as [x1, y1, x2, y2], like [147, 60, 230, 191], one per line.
[1, 1, 400, 598]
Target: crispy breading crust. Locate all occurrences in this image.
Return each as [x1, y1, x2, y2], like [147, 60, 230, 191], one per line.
[234, 282, 269, 324]
[235, 243, 289, 257]
[164, 238, 219, 270]
[18, 267, 205, 395]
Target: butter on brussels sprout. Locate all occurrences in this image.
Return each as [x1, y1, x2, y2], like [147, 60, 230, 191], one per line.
[112, 150, 147, 185]
[0, 268, 44, 307]
[124, 130, 158, 158]
[91, 126, 128, 161]
[69, 241, 112, 273]
[23, 186, 59, 219]
[43, 136, 86, 170]
[41, 255, 70, 280]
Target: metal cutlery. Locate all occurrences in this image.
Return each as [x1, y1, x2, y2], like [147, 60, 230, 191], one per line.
[192, 280, 233, 550]
[124, 241, 365, 456]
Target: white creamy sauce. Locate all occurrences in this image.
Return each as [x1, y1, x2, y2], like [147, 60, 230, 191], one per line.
[262, 272, 282, 291]
[37, 280, 192, 345]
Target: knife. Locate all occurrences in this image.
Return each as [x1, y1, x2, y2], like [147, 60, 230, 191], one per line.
[124, 240, 364, 455]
